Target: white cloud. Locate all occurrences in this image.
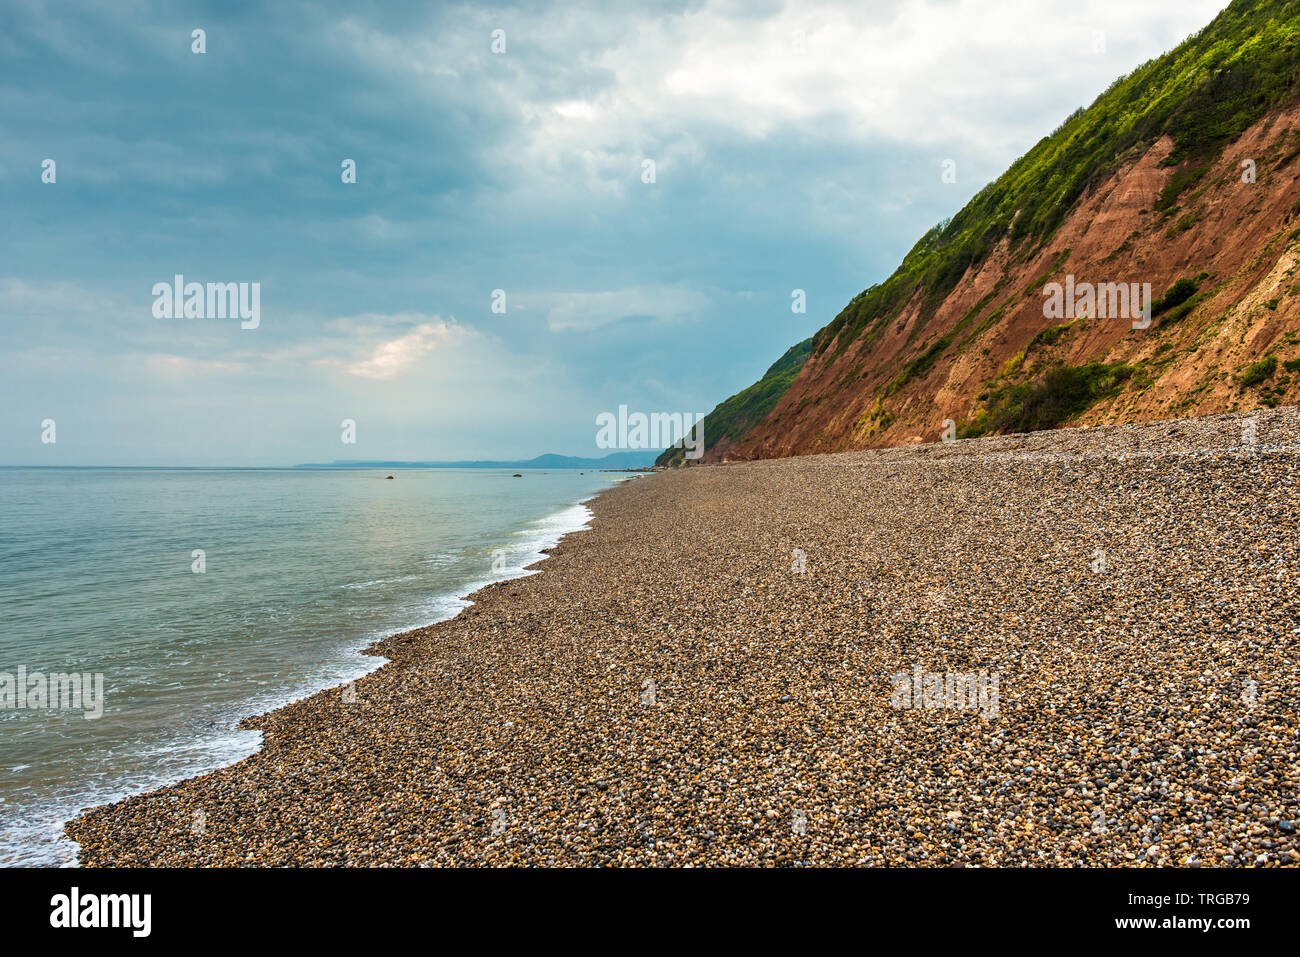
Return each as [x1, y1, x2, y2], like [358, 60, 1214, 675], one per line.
[455, 0, 1230, 193]
[554, 100, 598, 120]
[317, 317, 471, 379]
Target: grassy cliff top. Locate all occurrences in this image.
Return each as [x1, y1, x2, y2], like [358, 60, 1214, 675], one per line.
[815, 0, 1300, 364]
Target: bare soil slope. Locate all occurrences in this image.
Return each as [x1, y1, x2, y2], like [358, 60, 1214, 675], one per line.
[732, 106, 1300, 460]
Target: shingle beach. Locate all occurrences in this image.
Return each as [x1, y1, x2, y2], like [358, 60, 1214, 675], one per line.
[68, 409, 1300, 866]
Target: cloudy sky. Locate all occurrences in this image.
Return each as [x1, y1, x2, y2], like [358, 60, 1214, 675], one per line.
[1, 0, 1226, 465]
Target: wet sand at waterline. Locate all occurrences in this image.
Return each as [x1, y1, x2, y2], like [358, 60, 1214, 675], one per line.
[69, 409, 1300, 866]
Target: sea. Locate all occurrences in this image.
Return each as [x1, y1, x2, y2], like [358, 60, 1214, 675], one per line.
[0, 466, 628, 865]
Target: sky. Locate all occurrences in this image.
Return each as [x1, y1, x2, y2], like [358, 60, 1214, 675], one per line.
[0, 0, 1228, 465]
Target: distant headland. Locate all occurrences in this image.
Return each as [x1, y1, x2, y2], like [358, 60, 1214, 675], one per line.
[291, 450, 662, 470]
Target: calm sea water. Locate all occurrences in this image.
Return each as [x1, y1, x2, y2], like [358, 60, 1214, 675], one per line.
[0, 467, 627, 865]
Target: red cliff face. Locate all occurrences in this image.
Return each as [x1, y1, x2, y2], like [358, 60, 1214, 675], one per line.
[729, 103, 1300, 461]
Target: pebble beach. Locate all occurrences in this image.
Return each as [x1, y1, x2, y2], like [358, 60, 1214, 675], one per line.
[68, 408, 1300, 866]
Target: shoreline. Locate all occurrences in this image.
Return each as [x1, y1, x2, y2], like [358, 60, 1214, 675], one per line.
[67, 409, 1300, 866]
[41, 483, 620, 868]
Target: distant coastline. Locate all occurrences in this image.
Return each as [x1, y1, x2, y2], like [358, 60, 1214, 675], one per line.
[291, 451, 663, 470]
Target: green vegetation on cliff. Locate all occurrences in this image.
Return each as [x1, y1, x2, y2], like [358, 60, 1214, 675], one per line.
[672, 0, 1300, 458]
[814, 0, 1300, 368]
[656, 338, 813, 466]
[960, 362, 1136, 437]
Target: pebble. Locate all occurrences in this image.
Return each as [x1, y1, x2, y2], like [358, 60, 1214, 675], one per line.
[66, 407, 1300, 866]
